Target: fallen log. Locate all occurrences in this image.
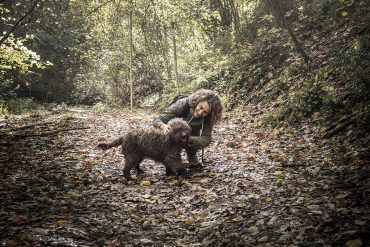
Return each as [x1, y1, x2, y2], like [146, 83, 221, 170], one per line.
[322, 113, 364, 139]
[323, 115, 351, 133]
[322, 118, 355, 139]
[0, 121, 54, 132]
[14, 126, 89, 138]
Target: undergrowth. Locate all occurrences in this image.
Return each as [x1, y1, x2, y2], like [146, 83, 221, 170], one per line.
[261, 69, 338, 127]
[0, 98, 71, 115]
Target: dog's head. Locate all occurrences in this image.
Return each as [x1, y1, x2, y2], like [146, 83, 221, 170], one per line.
[167, 118, 192, 147]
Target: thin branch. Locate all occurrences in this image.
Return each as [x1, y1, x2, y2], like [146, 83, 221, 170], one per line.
[0, 0, 41, 45]
[0, 121, 54, 132]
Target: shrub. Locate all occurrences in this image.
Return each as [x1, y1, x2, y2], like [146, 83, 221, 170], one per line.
[262, 70, 336, 126]
[3, 98, 41, 114]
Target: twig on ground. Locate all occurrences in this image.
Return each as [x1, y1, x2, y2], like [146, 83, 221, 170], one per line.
[0, 121, 54, 132]
[14, 127, 90, 138]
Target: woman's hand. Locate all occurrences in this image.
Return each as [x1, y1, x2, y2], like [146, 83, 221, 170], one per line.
[160, 123, 171, 134]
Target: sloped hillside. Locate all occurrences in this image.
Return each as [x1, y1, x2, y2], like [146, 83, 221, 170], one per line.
[206, 0, 369, 158]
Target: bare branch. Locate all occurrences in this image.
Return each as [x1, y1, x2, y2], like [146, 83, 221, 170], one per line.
[0, 0, 41, 45]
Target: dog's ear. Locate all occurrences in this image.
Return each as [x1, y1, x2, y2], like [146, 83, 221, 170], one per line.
[168, 127, 177, 143]
[188, 136, 194, 147]
[170, 126, 185, 144]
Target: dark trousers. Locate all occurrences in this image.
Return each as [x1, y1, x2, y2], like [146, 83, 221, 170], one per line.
[186, 128, 204, 157]
[185, 146, 198, 157]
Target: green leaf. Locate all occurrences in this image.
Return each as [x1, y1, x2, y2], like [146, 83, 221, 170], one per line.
[346, 239, 363, 247]
[247, 226, 259, 234]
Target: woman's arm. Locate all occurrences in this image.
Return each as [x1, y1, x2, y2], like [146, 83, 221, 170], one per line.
[153, 97, 188, 128]
[189, 120, 212, 149]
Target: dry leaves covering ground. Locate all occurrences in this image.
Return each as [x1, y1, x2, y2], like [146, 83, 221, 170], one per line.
[0, 108, 369, 246]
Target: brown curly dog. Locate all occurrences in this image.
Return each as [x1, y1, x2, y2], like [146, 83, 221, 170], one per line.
[98, 118, 192, 180]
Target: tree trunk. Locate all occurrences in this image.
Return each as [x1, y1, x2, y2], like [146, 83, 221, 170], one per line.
[286, 26, 311, 63]
[171, 22, 180, 94]
[228, 0, 240, 36]
[265, 0, 311, 63]
[129, 10, 133, 111]
[149, 0, 172, 82]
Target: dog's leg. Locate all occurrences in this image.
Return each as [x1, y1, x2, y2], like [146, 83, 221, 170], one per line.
[135, 158, 144, 174]
[165, 167, 175, 176]
[123, 156, 142, 180]
[164, 153, 187, 177]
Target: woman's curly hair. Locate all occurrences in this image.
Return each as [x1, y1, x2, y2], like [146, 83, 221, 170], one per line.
[189, 89, 223, 125]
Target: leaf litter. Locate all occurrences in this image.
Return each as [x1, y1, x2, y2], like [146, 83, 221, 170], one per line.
[0, 108, 369, 246]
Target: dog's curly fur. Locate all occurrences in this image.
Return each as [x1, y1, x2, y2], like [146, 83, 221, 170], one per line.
[98, 118, 192, 180]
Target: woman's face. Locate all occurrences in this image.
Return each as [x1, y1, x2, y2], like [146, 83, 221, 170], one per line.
[194, 100, 210, 118]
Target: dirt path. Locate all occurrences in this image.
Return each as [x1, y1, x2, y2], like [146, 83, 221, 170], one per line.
[0, 108, 369, 246]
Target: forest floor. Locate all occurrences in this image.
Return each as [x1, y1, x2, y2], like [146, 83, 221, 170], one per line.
[0, 107, 369, 247]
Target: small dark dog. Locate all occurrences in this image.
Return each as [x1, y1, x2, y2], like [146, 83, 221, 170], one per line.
[98, 118, 191, 180]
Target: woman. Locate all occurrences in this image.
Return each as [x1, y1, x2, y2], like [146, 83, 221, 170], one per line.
[153, 89, 223, 168]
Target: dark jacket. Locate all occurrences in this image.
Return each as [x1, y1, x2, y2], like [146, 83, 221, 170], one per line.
[153, 97, 212, 149]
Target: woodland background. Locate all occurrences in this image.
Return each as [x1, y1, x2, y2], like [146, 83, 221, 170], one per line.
[1, 0, 368, 118]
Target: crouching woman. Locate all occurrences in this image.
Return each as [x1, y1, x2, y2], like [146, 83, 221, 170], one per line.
[153, 89, 223, 168]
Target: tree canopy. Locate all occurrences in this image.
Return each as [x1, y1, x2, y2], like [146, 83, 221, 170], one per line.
[0, 0, 369, 113]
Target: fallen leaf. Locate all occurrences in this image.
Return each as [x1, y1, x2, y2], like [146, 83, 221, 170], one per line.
[185, 218, 196, 225]
[273, 128, 281, 136]
[354, 220, 366, 226]
[57, 220, 69, 228]
[346, 238, 363, 247]
[198, 210, 208, 219]
[140, 239, 154, 244]
[12, 215, 29, 225]
[142, 220, 152, 230]
[336, 191, 351, 199]
[247, 225, 259, 234]
[85, 160, 93, 169]
[274, 155, 288, 163]
[266, 197, 273, 203]
[247, 154, 256, 161]
[268, 216, 278, 225]
[276, 178, 284, 185]
[274, 171, 284, 177]
[342, 0, 355, 6]
[140, 180, 151, 186]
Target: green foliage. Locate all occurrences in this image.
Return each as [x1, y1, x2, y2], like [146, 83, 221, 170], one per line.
[0, 34, 51, 75]
[93, 102, 110, 112]
[0, 0, 307, 106]
[1, 1, 94, 103]
[333, 36, 370, 105]
[283, 85, 323, 120]
[1, 98, 41, 115]
[261, 111, 280, 128]
[0, 98, 71, 115]
[262, 71, 336, 126]
[0, 34, 52, 100]
[1, 0, 368, 122]
[0, 101, 10, 115]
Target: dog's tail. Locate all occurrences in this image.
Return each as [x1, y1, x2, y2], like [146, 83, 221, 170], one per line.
[97, 137, 123, 150]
